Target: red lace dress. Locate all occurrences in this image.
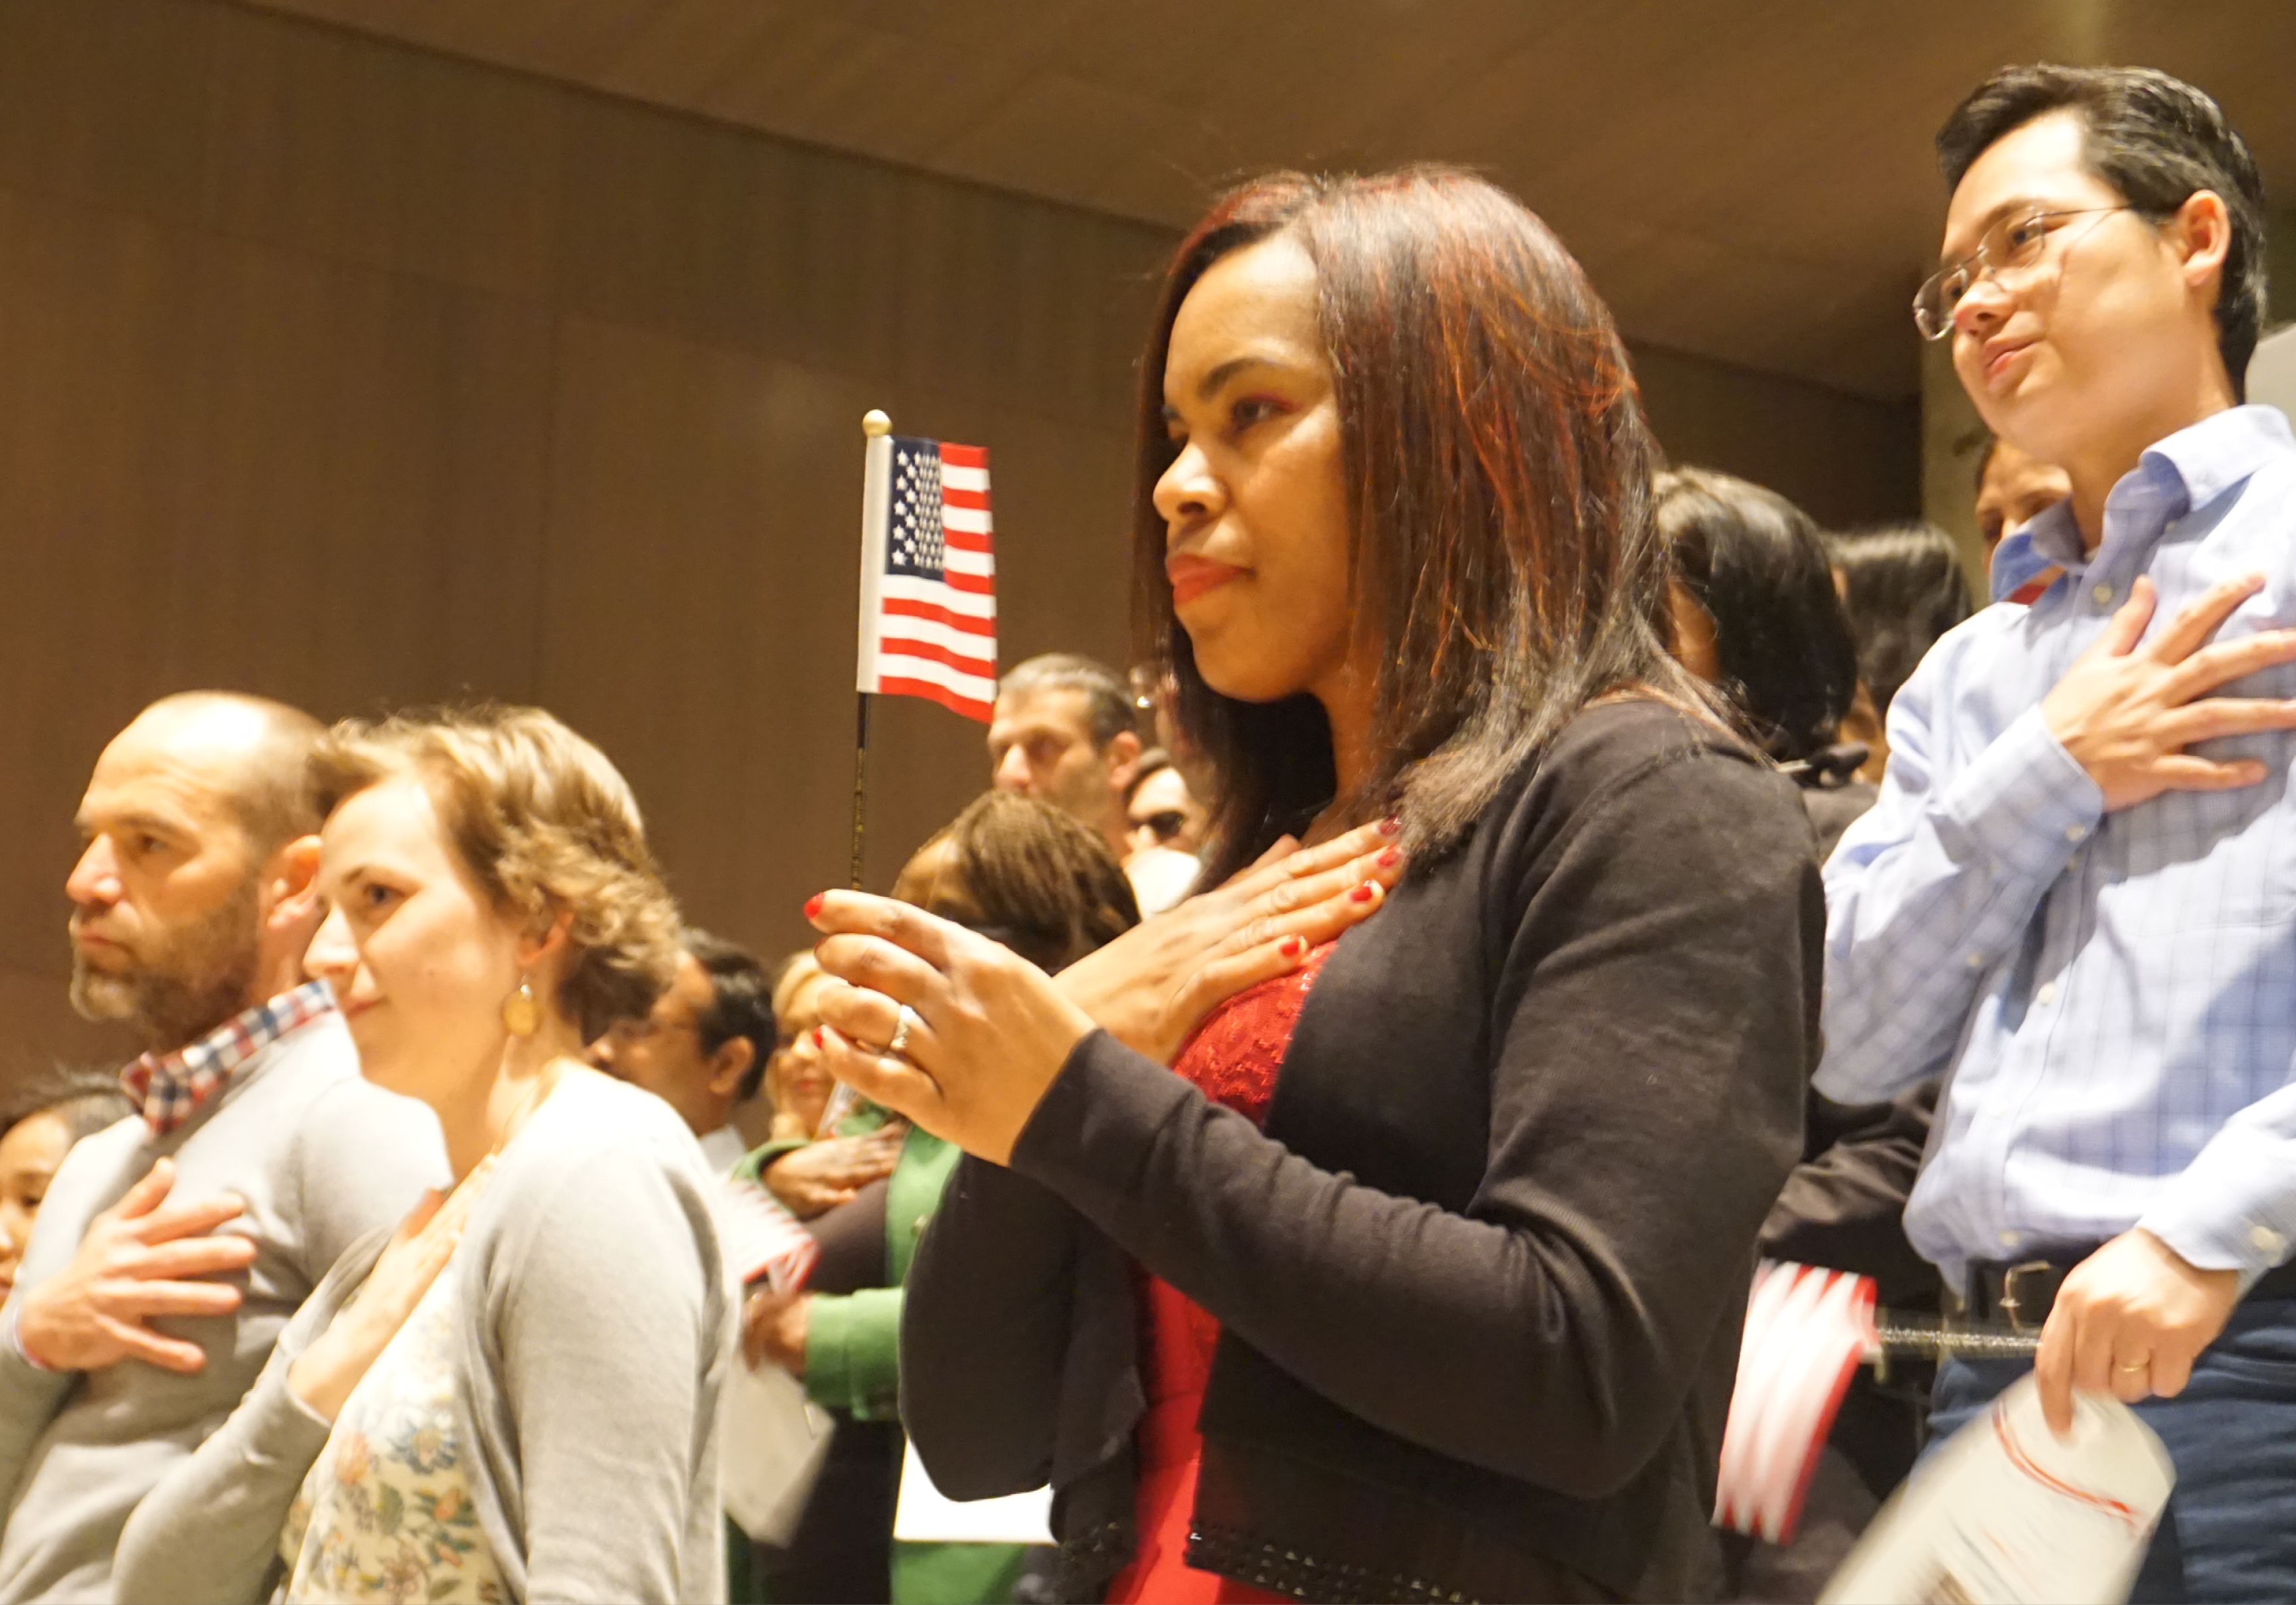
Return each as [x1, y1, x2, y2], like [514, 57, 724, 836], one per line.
[1104, 943, 1336, 1605]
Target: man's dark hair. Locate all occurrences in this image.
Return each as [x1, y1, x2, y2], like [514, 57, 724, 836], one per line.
[1972, 434, 2000, 495]
[997, 654, 1137, 749]
[679, 927, 774, 1102]
[1829, 523, 1975, 720]
[1656, 468, 1859, 764]
[1937, 64, 2268, 397]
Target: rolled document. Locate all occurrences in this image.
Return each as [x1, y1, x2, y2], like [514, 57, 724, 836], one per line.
[1821, 1375, 2173, 1604]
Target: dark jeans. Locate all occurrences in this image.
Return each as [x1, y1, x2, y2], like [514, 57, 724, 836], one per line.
[1927, 1297, 2296, 1604]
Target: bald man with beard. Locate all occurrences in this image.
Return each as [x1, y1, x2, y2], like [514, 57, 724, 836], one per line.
[0, 693, 446, 1603]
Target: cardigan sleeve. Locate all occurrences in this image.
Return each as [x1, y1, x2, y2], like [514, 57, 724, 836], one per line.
[493, 1144, 724, 1604]
[801, 1288, 904, 1419]
[110, 1234, 384, 1605]
[1007, 750, 1815, 1501]
[898, 1156, 1086, 1499]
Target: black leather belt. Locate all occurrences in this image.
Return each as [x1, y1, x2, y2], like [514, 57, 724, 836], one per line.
[1955, 1246, 2296, 1331]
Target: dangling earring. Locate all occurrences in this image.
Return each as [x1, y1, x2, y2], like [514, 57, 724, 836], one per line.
[502, 973, 540, 1037]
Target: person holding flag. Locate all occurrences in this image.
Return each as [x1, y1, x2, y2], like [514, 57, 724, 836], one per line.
[803, 167, 1818, 1603]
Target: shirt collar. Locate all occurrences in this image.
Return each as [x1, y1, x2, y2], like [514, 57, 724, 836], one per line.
[2024, 406, 2296, 574]
[120, 979, 337, 1138]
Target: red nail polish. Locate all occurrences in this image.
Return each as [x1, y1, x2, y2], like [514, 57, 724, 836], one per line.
[811, 1026, 825, 1049]
[1377, 815, 1402, 836]
[803, 892, 825, 920]
[1349, 881, 1375, 903]
[1281, 934, 1305, 958]
[1376, 845, 1403, 869]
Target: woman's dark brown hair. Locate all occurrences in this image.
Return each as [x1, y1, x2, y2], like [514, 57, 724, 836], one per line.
[894, 791, 1139, 972]
[1133, 167, 1709, 883]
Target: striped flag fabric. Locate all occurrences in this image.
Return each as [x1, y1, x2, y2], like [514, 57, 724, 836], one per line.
[858, 435, 996, 722]
[1714, 1260, 1878, 1545]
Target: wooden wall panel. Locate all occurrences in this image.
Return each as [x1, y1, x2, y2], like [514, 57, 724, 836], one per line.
[0, 0, 1916, 1084]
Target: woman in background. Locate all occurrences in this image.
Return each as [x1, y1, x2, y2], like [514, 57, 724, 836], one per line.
[0, 1067, 132, 1306]
[747, 789, 1139, 1605]
[1829, 521, 1976, 780]
[116, 705, 728, 1604]
[809, 167, 1818, 1603]
[746, 954, 905, 1223]
[1653, 469, 1939, 1597]
[1655, 465, 1872, 857]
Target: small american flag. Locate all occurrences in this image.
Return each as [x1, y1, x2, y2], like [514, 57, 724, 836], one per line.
[1714, 1260, 1877, 1544]
[712, 1173, 819, 1296]
[858, 436, 996, 722]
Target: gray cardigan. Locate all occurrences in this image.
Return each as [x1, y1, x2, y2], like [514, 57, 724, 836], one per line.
[112, 1070, 732, 1605]
[0, 1011, 447, 1604]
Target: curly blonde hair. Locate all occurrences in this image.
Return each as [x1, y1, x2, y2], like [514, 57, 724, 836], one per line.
[311, 705, 681, 1040]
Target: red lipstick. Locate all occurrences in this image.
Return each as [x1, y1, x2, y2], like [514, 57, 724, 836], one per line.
[1166, 554, 1245, 607]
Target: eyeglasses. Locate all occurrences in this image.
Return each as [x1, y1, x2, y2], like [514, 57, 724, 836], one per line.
[602, 1015, 698, 1048]
[1912, 207, 2136, 341]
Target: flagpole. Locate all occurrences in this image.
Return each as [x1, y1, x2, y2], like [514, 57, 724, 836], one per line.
[852, 408, 894, 890]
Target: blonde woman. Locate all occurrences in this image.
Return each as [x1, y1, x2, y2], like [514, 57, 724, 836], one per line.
[114, 706, 730, 1604]
[748, 954, 904, 1220]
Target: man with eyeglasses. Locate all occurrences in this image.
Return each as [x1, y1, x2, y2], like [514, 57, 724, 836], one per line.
[590, 926, 772, 1175]
[1820, 65, 2296, 1598]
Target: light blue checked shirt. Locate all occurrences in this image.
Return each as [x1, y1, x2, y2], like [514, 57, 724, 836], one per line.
[1817, 405, 2296, 1286]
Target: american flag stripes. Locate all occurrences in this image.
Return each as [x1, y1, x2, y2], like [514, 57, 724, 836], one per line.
[1714, 1260, 1878, 1545]
[857, 434, 997, 722]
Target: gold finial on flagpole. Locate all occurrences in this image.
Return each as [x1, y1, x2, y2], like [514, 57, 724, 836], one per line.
[862, 409, 892, 438]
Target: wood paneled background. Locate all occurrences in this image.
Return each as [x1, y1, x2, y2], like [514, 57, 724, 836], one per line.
[0, 0, 1915, 1074]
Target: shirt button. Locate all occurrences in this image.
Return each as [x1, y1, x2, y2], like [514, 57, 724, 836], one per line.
[2066, 824, 2088, 843]
[2036, 981, 2058, 1005]
[1966, 952, 1985, 970]
[1999, 1230, 2020, 1248]
[2253, 1225, 2287, 1257]
[2092, 583, 2115, 606]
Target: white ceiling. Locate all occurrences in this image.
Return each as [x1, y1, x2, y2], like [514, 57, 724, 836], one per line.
[238, 0, 2296, 401]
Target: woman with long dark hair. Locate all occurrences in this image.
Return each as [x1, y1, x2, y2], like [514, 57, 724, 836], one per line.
[1654, 465, 1875, 857]
[805, 169, 1820, 1603]
[1827, 521, 1975, 780]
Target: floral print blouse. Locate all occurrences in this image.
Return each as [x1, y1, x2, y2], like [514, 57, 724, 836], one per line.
[280, 1263, 504, 1604]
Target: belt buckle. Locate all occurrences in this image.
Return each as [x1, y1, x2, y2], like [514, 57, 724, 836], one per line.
[1999, 1259, 2054, 1332]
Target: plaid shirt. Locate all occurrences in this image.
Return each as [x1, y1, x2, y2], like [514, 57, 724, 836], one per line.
[120, 980, 337, 1138]
[1819, 406, 2296, 1285]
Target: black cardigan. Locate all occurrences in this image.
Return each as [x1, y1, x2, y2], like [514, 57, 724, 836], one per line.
[900, 701, 1821, 1603]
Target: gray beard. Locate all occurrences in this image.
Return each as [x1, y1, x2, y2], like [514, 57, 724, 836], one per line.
[70, 878, 264, 1053]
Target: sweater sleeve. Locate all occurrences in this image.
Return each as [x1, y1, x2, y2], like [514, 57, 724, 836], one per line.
[801, 1288, 903, 1419]
[0, 1130, 133, 1508]
[110, 1236, 383, 1605]
[1007, 752, 1815, 1500]
[898, 1157, 1085, 1499]
[0, 1336, 71, 1523]
[1761, 1084, 1940, 1308]
[492, 1143, 723, 1604]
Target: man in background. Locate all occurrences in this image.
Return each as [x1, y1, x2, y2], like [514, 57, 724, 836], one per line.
[592, 926, 773, 1174]
[1975, 433, 2075, 602]
[986, 654, 1141, 857]
[0, 693, 446, 1602]
[989, 653, 1194, 914]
